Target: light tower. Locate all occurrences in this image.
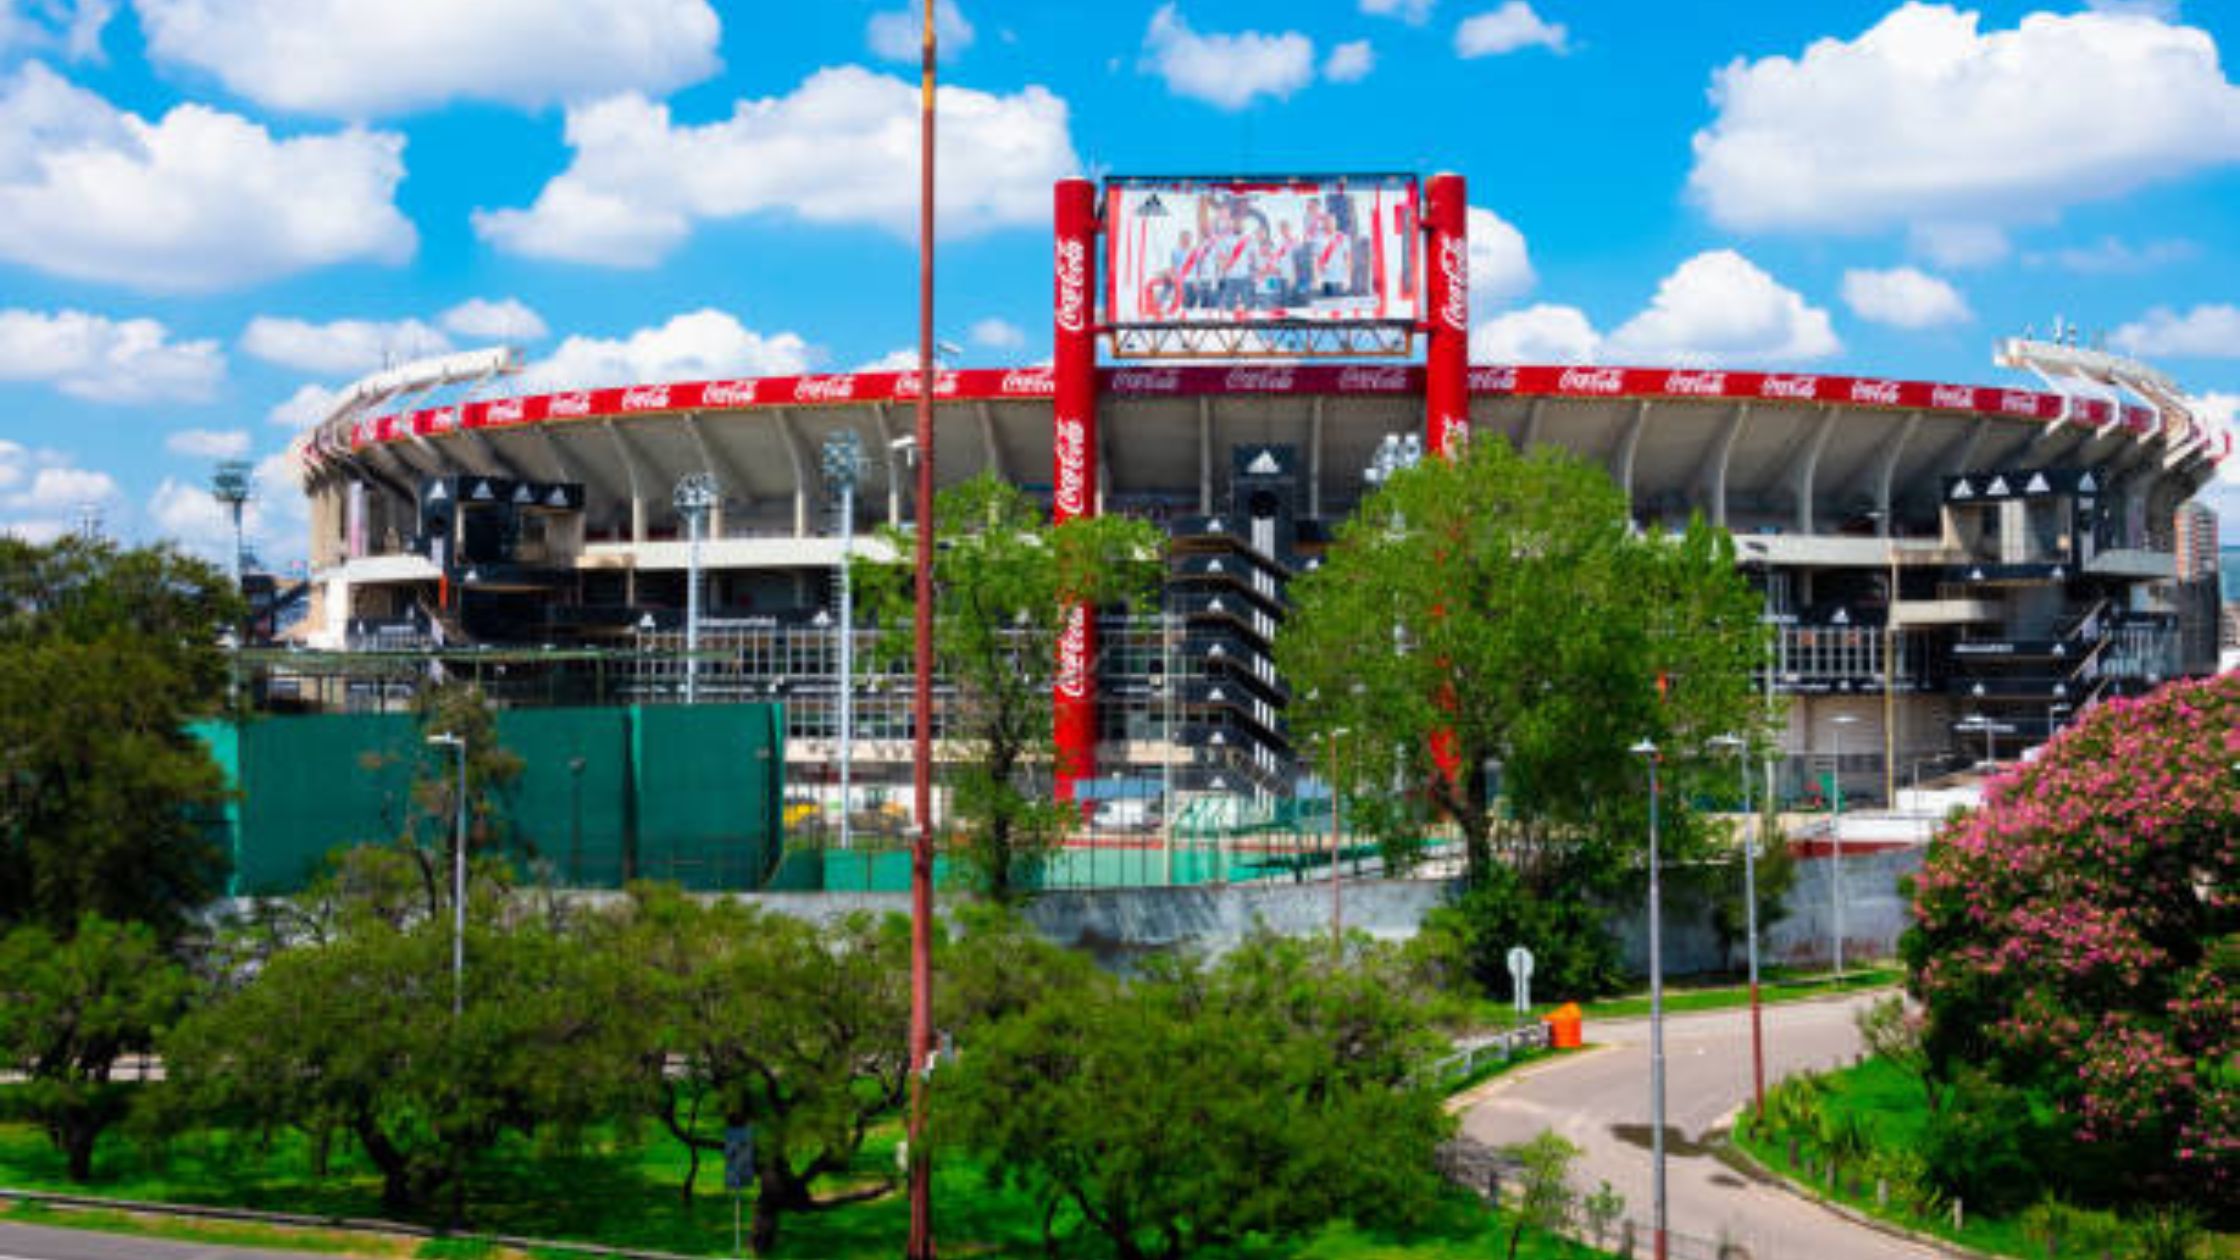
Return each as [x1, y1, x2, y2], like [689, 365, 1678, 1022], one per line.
[210, 461, 252, 587]
[673, 473, 719, 704]
[820, 430, 866, 849]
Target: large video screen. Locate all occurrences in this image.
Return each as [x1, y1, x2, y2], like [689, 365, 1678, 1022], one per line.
[1105, 175, 1420, 330]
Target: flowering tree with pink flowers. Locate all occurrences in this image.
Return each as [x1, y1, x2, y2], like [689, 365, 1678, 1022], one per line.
[1902, 671, 2237, 1215]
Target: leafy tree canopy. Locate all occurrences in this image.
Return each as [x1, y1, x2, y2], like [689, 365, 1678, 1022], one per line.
[1278, 439, 1768, 885]
[0, 914, 190, 1180]
[1903, 672, 2239, 1215]
[0, 537, 242, 939]
[856, 473, 1162, 899]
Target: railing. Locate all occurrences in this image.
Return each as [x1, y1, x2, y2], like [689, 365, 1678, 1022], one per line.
[1425, 1022, 1551, 1089]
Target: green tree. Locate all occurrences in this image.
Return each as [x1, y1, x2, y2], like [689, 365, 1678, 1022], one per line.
[942, 932, 1452, 1260]
[0, 914, 191, 1180]
[856, 473, 1161, 900]
[0, 537, 241, 940]
[1279, 440, 1765, 885]
[162, 903, 637, 1221]
[1280, 441, 1766, 997]
[599, 886, 910, 1254]
[1504, 1130, 1581, 1260]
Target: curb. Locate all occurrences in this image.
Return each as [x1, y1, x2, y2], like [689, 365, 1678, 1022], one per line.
[1, 1187, 707, 1260]
[1579, 982, 1902, 1032]
[1713, 1140, 2009, 1260]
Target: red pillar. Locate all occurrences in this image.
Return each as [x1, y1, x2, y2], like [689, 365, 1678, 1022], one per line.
[1424, 172, 1469, 457]
[1052, 178, 1099, 802]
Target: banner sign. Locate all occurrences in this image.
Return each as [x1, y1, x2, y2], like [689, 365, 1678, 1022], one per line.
[1104, 175, 1420, 330]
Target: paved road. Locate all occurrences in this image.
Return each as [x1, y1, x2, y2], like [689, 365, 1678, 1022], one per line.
[0, 1221, 370, 1260]
[1460, 994, 1946, 1260]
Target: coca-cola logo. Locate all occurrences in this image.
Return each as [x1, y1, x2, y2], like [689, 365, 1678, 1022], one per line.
[701, 379, 758, 407]
[486, 398, 526, 424]
[794, 376, 856, 403]
[1559, 367, 1626, 395]
[1338, 366, 1409, 391]
[549, 392, 593, 417]
[1438, 412, 1471, 454]
[1762, 375, 1820, 400]
[1224, 367, 1295, 392]
[1849, 379, 1902, 406]
[1000, 368, 1055, 395]
[888, 370, 958, 400]
[1998, 391, 2038, 415]
[1664, 370, 1728, 396]
[1436, 235, 1468, 333]
[1111, 368, 1181, 394]
[1053, 413, 1090, 518]
[1055, 238, 1090, 335]
[1931, 385, 1976, 410]
[1469, 365, 1518, 391]
[426, 407, 460, 431]
[1055, 605, 1090, 700]
[620, 386, 671, 411]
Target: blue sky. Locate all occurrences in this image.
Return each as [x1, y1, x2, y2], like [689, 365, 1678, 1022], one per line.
[0, 0, 2235, 565]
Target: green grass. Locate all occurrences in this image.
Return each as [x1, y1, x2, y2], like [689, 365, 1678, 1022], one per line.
[0, 1109, 1606, 1259]
[1730, 1058, 2239, 1260]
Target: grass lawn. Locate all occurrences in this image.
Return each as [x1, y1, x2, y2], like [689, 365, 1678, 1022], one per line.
[1730, 1058, 2239, 1259]
[1464, 963, 1901, 1030]
[0, 1092, 1605, 1259]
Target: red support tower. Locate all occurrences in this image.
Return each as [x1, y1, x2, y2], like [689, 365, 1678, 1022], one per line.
[1423, 172, 1470, 456]
[1052, 177, 1100, 802]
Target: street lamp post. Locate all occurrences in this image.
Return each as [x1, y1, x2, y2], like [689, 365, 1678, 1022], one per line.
[1829, 714, 1859, 982]
[1710, 733, 1766, 1117]
[821, 431, 866, 850]
[673, 473, 719, 704]
[1629, 738, 1668, 1260]
[427, 732, 467, 1018]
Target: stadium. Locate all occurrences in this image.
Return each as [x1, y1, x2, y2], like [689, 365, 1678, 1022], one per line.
[275, 175, 2231, 855]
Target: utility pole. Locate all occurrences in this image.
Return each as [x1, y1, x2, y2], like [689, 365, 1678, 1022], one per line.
[1630, 739, 1669, 1260]
[906, 0, 939, 1252]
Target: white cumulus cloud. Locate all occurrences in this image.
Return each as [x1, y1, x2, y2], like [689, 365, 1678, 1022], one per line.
[516, 309, 813, 393]
[0, 63, 414, 292]
[1455, 2, 1569, 57]
[439, 297, 548, 343]
[2111, 305, 2240, 359]
[1687, 4, 2240, 248]
[0, 442, 121, 542]
[475, 67, 1079, 266]
[968, 318, 1026, 351]
[132, 0, 720, 118]
[1470, 303, 1601, 363]
[1606, 250, 1839, 366]
[242, 316, 451, 377]
[1140, 5, 1314, 111]
[1361, 0, 1434, 23]
[267, 381, 345, 429]
[165, 427, 250, 459]
[0, 307, 222, 402]
[1840, 266, 1972, 329]
[1467, 205, 1534, 312]
[867, 0, 973, 62]
[1325, 40, 1375, 83]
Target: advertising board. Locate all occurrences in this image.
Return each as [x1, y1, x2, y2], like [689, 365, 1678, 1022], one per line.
[1105, 175, 1420, 332]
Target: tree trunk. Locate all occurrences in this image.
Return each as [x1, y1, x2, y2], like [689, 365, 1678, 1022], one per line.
[61, 1117, 96, 1183]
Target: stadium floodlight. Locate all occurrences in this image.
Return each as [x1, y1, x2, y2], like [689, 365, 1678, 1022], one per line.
[821, 431, 867, 850]
[211, 460, 253, 587]
[673, 473, 720, 704]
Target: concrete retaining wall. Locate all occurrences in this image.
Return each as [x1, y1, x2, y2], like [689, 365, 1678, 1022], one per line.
[734, 848, 1923, 976]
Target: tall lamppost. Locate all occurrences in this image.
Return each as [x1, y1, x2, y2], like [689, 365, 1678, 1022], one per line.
[673, 473, 719, 704]
[1629, 738, 1669, 1260]
[426, 731, 467, 1018]
[821, 430, 866, 850]
[1829, 713, 1859, 982]
[1709, 733, 1765, 1117]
